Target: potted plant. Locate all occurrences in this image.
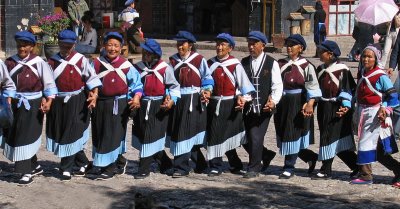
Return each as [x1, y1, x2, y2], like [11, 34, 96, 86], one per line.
[37, 12, 71, 59]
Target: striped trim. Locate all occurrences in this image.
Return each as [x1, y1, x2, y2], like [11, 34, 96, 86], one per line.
[169, 131, 206, 156]
[3, 136, 42, 162]
[207, 131, 246, 160]
[132, 134, 166, 158]
[46, 128, 90, 158]
[357, 150, 377, 165]
[92, 140, 125, 167]
[318, 135, 355, 161]
[279, 131, 310, 156]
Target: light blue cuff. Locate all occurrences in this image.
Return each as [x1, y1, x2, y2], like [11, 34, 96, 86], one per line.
[201, 85, 213, 91]
[86, 79, 102, 91]
[171, 96, 178, 104]
[307, 89, 322, 101]
[240, 86, 256, 95]
[2, 90, 16, 98]
[44, 87, 58, 97]
[342, 100, 351, 108]
[338, 91, 352, 101]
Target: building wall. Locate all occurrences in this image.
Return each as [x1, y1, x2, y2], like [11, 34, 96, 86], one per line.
[0, 0, 4, 53]
[276, 0, 316, 36]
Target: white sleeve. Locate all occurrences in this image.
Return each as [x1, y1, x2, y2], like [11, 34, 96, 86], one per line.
[270, 61, 283, 105]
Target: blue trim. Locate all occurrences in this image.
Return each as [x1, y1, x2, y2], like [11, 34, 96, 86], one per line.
[2, 90, 16, 98]
[170, 96, 178, 104]
[180, 87, 201, 94]
[318, 135, 355, 161]
[201, 79, 214, 87]
[92, 140, 126, 167]
[240, 85, 255, 95]
[342, 100, 351, 108]
[132, 134, 166, 158]
[357, 150, 376, 164]
[46, 128, 89, 158]
[307, 89, 322, 100]
[169, 131, 206, 156]
[386, 92, 399, 108]
[279, 131, 310, 156]
[4, 136, 42, 161]
[201, 84, 213, 91]
[86, 79, 102, 91]
[43, 87, 58, 97]
[338, 91, 352, 101]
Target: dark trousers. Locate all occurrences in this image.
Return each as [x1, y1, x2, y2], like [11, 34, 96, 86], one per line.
[138, 150, 172, 174]
[101, 154, 127, 174]
[320, 150, 358, 175]
[15, 154, 39, 174]
[243, 113, 275, 172]
[60, 150, 89, 172]
[283, 149, 318, 172]
[209, 149, 242, 172]
[174, 145, 207, 173]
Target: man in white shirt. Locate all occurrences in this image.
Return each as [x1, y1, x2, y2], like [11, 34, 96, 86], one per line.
[241, 31, 283, 178]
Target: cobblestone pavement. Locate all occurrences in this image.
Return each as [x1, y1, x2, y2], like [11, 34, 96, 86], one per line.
[0, 48, 399, 209]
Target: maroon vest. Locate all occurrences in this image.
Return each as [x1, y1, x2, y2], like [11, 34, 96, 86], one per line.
[169, 52, 202, 88]
[135, 60, 167, 97]
[278, 58, 308, 90]
[5, 54, 43, 92]
[357, 67, 384, 106]
[208, 56, 237, 96]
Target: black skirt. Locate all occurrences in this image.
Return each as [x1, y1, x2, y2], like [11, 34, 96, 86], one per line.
[46, 91, 90, 158]
[91, 96, 129, 167]
[168, 94, 207, 156]
[206, 98, 246, 160]
[132, 98, 170, 158]
[3, 98, 43, 162]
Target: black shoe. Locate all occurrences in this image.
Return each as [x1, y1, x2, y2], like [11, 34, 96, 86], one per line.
[61, 171, 72, 181]
[31, 165, 43, 176]
[308, 160, 317, 175]
[279, 171, 294, 179]
[18, 174, 33, 185]
[172, 171, 189, 178]
[350, 169, 359, 179]
[243, 171, 259, 179]
[73, 166, 88, 177]
[207, 169, 222, 177]
[96, 172, 114, 181]
[261, 151, 276, 172]
[230, 167, 246, 175]
[134, 172, 150, 179]
[392, 173, 400, 184]
[311, 172, 331, 180]
[116, 161, 128, 175]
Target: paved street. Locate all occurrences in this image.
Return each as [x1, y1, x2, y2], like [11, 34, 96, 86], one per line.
[0, 46, 399, 209]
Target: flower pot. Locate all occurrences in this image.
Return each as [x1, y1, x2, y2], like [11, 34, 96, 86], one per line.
[43, 43, 59, 60]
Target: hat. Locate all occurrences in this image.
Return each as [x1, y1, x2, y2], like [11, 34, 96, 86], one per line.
[125, 0, 134, 6]
[285, 34, 307, 50]
[215, 33, 235, 48]
[58, 30, 77, 44]
[247, 31, 268, 44]
[104, 32, 124, 45]
[173, 31, 196, 43]
[317, 40, 341, 57]
[363, 44, 382, 62]
[140, 39, 162, 57]
[14, 30, 36, 44]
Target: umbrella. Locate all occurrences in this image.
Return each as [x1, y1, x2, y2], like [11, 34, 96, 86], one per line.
[354, 0, 399, 26]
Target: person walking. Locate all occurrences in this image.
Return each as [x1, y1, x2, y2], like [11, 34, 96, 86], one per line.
[314, 0, 326, 57]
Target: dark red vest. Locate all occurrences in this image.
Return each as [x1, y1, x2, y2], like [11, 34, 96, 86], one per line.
[169, 52, 202, 88]
[208, 56, 237, 96]
[5, 54, 43, 92]
[357, 67, 384, 105]
[135, 60, 167, 97]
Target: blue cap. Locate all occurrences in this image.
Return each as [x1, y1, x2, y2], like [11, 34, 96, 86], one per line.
[215, 33, 235, 48]
[104, 32, 124, 44]
[140, 39, 162, 57]
[285, 34, 307, 50]
[317, 40, 341, 57]
[173, 31, 196, 43]
[247, 31, 268, 44]
[125, 0, 134, 6]
[14, 30, 36, 44]
[58, 30, 77, 43]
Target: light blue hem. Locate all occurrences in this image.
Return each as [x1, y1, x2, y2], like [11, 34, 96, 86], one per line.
[318, 135, 355, 161]
[132, 134, 166, 158]
[3, 90, 16, 98]
[169, 131, 206, 156]
[92, 140, 126, 167]
[357, 150, 377, 165]
[3, 136, 42, 162]
[207, 131, 246, 160]
[46, 128, 89, 158]
[278, 131, 310, 156]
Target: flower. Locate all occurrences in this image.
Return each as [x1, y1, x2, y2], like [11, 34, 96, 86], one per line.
[37, 12, 71, 44]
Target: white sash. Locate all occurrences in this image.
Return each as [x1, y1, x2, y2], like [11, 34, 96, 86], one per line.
[10, 55, 42, 77]
[137, 61, 169, 84]
[358, 69, 386, 98]
[97, 57, 132, 84]
[317, 63, 348, 87]
[280, 58, 308, 78]
[53, 53, 84, 79]
[171, 52, 201, 78]
[209, 58, 240, 87]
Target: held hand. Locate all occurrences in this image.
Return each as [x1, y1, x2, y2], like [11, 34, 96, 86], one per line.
[160, 95, 174, 111]
[201, 90, 211, 103]
[6, 97, 12, 105]
[128, 94, 141, 110]
[87, 90, 98, 109]
[75, 20, 80, 25]
[302, 102, 314, 117]
[263, 97, 275, 112]
[377, 106, 387, 123]
[387, 68, 394, 78]
[40, 97, 52, 114]
[235, 95, 246, 111]
[336, 106, 349, 117]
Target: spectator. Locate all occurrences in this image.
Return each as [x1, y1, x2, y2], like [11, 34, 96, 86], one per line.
[67, 0, 89, 36]
[119, 0, 140, 31]
[127, 17, 144, 54]
[314, 0, 326, 57]
[75, 15, 97, 54]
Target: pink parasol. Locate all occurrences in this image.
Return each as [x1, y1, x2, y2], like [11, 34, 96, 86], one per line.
[354, 0, 399, 26]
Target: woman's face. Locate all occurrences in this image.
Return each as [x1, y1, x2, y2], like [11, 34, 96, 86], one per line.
[16, 40, 34, 59]
[395, 14, 400, 28]
[104, 38, 122, 60]
[142, 49, 155, 63]
[286, 40, 303, 60]
[317, 48, 333, 64]
[176, 41, 191, 57]
[362, 49, 376, 70]
[216, 40, 232, 59]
